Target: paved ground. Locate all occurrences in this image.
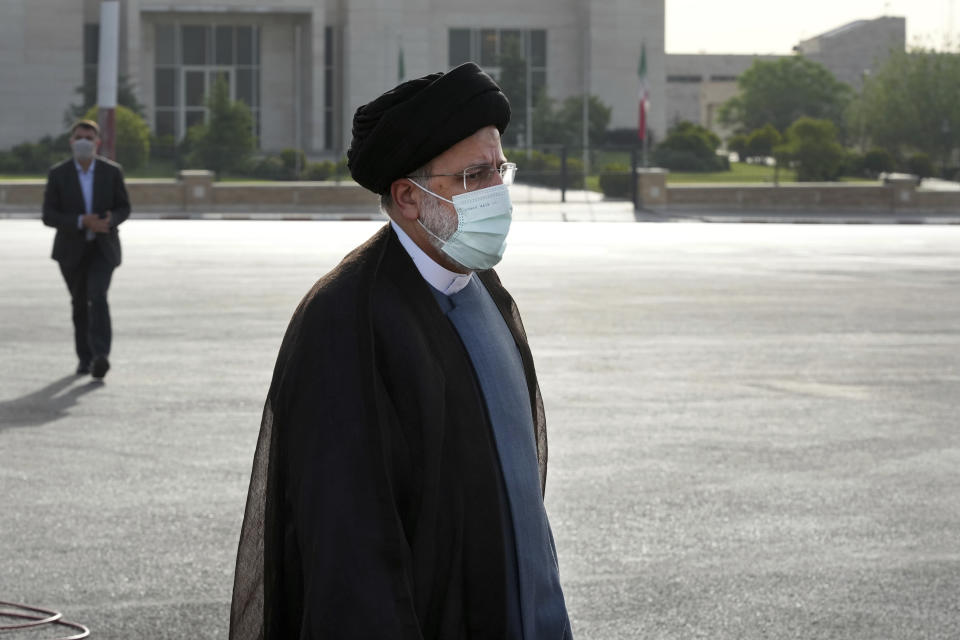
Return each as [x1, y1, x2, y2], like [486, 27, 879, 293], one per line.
[1, 219, 958, 639]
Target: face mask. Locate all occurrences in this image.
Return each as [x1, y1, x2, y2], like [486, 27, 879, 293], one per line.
[409, 181, 513, 270]
[72, 138, 96, 161]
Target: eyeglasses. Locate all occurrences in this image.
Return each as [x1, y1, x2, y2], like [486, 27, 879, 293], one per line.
[410, 162, 517, 192]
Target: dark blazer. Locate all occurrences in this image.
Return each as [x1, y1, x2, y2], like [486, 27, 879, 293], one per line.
[42, 156, 131, 269]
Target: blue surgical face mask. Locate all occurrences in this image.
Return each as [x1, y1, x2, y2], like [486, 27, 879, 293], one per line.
[409, 180, 513, 271]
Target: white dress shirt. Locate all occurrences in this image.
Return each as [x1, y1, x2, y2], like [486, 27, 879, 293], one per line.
[75, 158, 96, 240]
[391, 221, 472, 295]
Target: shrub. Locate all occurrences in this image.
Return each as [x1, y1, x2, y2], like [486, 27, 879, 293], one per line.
[653, 148, 729, 172]
[776, 117, 844, 181]
[727, 133, 749, 160]
[905, 153, 934, 179]
[304, 160, 336, 181]
[0, 150, 19, 173]
[745, 124, 782, 159]
[862, 148, 895, 177]
[598, 162, 632, 199]
[84, 105, 151, 170]
[10, 141, 56, 173]
[251, 156, 285, 180]
[841, 150, 865, 178]
[507, 148, 584, 190]
[653, 121, 728, 172]
[280, 148, 307, 180]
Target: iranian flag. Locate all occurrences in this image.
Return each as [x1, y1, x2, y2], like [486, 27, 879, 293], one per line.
[637, 44, 649, 141]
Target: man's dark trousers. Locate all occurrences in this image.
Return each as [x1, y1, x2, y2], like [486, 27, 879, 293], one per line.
[60, 242, 114, 365]
[42, 155, 130, 369]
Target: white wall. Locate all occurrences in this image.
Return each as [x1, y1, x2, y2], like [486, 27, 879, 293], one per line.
[0, 0, 84, 148]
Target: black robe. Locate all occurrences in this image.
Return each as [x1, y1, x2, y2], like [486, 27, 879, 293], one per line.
[230, 225, 548, 639]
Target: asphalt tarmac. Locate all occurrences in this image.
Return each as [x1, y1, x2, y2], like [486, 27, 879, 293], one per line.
[1, 219, 958, 639]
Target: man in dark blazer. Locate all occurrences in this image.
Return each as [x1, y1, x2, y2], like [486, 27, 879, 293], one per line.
[42, 119, 131, 379]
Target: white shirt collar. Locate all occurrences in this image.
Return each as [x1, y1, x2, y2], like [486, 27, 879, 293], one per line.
[74, 157, 97, 175]
[391, 221, 473, 295]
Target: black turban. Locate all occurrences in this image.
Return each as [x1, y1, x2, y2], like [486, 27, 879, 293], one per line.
[347, 62, 511, 195]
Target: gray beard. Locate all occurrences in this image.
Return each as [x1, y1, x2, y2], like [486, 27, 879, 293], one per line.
[418, 193, 458, 246]
[418, 194, 468, 271]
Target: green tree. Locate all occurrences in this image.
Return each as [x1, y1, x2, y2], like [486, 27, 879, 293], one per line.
[653, 121, 727, 172]
[719, 57, 853, 136]
[856, 48, 960, 172]
[862, 148, 895, 177]
[188, 77, 255, 176]
[83, 105, 151, 170]
[775, 117, 844, 181]
[67, 74, 146, 126]
[727, 133, 749, 160]
[532, 94, 611, 148]
[745, 124, 782, 159]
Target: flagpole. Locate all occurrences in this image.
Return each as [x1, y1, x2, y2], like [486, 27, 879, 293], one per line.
[637, 42, 649, 167]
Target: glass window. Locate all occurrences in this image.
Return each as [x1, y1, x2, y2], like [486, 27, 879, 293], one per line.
[449, 29, 470, 66]
[156, 24, 175, 65]
[237, 26, 253, 65]
[530, 30, 546, 68]
[324, 25, 333, 63]
[182, 25, 208, 65]
[83, 67, 98, 105]
[324, 67, 333, 106]
[155, 111, 175, 137]
[480, 29, 497, 66]
[500, 30, 522, 60]
[531, 70, 546, 101]
[236, 68, 254, 106]
[215, 26, 234, 65]
[185, 71, 206, 107]
[155, 68, 176, 107]
[84, 24, 99, 65]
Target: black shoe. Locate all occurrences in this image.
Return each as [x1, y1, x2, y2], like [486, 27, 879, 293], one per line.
[76, 361, 91, 375]
[91, 355, 110, 379]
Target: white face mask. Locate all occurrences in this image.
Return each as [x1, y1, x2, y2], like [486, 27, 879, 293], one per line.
[409, 180, 513, 271]
[72, 138, 96, 161]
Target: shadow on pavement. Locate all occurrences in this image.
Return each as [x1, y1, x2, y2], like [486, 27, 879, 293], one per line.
[0, 374, 103, 430]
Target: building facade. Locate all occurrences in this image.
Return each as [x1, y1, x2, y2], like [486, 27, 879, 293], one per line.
[0, 0, 666, 156]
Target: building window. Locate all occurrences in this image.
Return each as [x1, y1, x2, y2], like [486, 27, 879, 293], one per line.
[448, 28, 546, 147]
[153, 23, 260, 143]
[83, 24, 100, 109]
[667, 75, 702, 83]
[709, 75, 738, 82]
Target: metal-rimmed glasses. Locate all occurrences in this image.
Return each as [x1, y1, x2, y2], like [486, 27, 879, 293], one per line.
[409, 162, 517, 192]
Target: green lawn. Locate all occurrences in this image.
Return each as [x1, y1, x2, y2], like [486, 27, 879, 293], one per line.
[668, 162, 797, 183]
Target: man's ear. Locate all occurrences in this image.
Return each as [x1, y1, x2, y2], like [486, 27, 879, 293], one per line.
[390, 178, 421, 222]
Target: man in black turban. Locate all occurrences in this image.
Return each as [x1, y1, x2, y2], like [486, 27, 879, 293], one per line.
[230, 62, 572, 640]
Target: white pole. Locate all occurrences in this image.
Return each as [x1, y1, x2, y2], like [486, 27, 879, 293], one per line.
[97, 1, 120, 160]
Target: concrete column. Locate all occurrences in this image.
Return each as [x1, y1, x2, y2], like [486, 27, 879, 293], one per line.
[179, 170, 214, 211]
[636, 168, 669, 210]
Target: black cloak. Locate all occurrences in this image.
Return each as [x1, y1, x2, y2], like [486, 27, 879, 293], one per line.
[230, 225, 548, 639]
